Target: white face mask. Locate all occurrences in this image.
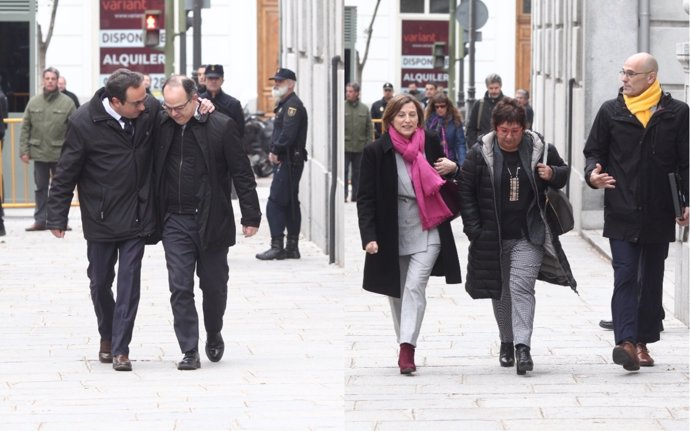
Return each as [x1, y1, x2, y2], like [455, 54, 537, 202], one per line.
[272, 85, 288, 100]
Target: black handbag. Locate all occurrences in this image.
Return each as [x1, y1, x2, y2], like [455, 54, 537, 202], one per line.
[440, 177, 461, 220]
[542, 147, 573, 235]
[544, 187, 574, 235]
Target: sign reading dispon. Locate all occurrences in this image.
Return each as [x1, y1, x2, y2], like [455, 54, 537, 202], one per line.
[100, 0, 166, 90]
[401, 20, 449, 89]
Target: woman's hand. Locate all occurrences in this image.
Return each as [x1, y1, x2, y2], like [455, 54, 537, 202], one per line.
[536, 163, 553, 182]
[365, 241, 379, 254]
[434, 157, 458, 176]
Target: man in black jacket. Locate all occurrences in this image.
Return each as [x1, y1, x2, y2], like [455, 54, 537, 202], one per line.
[47, 68, 160, 372]
[371, 82, 394, 139]
[156, 75, 261, 370]
[0, 79, 7, 236]
[58, 76, 80, 108]
[465, 73, 504, 146]
[584, 52, 689, 372]
[199, 64, 244, 138]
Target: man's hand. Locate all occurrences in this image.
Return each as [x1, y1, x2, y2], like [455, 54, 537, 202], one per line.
[20, 154, 29, 164]
[677, 207, 689, 227]
[197, 97, 216, 114]
[589, 163, 616, 189]
[365, 241, 378, 254]
[242, 225, 258, 237]
[50, 229, 65, 238]
[269, 152, 280, 165]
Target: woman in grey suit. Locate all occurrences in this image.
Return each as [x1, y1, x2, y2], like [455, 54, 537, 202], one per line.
[357, 94, 462, 375]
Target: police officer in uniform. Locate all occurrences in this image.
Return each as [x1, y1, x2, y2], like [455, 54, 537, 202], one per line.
[199, 64, 245, 138]
[256, 68, 308, 260]
[370, 82, 394, 139]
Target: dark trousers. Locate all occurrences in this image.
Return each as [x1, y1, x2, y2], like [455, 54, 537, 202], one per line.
[162, 214, 229, 353]
[86, 238, 145, 356]
[609, 239, 668, 345]
[344, 151, 362, 201]
[267, 161, 303, 238]
[33, 161, 57, 225]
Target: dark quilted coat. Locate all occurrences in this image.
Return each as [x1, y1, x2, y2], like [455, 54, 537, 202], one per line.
[459, 130, 577, 300]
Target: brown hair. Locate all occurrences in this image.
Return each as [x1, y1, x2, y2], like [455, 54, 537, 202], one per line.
[381, 94, 424, 133]
[491, 97, 526, 129]
[424, 93, 463, 125]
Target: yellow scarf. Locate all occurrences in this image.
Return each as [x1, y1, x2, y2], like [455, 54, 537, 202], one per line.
[623, 79, 661, 127]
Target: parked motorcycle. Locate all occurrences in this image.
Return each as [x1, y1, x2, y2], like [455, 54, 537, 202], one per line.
[243, 110, 274, 178]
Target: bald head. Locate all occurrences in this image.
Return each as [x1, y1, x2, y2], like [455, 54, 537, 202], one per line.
[621, 52, 658, 97]
[625, 52, 658, 73]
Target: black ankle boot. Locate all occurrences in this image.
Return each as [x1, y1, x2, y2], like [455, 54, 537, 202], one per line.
[285, 235, 301, 259]
[499, 342, 515, 367]
[515, 344, 533, 375]
[256, 237, 287, 260]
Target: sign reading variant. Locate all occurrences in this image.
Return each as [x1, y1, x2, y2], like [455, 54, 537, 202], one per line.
[99, 0, 166, 90]
[401, 20, 449, 89]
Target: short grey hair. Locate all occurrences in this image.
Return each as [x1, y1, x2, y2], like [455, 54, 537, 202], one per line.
[43, 67, 60, 79]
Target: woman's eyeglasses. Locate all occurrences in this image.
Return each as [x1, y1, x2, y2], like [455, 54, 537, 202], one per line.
[434, 104, 447, 110]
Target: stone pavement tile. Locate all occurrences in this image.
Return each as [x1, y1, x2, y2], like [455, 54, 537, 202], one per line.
[503, 419, 666, 430]
[372, 420, 503, 431]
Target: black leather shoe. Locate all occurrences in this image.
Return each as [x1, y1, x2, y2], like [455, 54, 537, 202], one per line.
[177, 350, 201, 370]
[515, 344, 533, 375]
[499, 342, 515, 367]
[599, 320, 614, 330]
[25, 223, 47, 231]
[205, 332, 225, 362]
[112, 354, 132, 371]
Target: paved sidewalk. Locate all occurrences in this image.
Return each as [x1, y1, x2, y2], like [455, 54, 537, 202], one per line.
[0, 178, 345, 430]
[1, 179, 688, 430]
[344, 202, 689, 431]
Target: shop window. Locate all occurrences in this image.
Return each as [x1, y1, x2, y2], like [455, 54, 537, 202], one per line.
[400, 0, 424, 13]
[430, 0, 449, 14]
[0, 21, 30, 112]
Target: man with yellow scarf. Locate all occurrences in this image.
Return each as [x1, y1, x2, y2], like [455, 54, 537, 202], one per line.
[584, 52, 689, 372]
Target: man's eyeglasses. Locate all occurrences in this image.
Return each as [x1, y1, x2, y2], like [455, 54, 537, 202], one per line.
[123, 94, 149, 107]
[496, 126, 523, 136]
[163, 99, 192, 114]
[619, 69, 652, 79]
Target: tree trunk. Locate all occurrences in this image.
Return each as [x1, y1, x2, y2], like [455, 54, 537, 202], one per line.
[37, 0, 59, 82]
[356, 0, 381, 86]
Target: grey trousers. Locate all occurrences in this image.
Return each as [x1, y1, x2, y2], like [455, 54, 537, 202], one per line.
[388, 244, 441, 347]
[492, 238, 544, 347]
[33, 161, 57, 225]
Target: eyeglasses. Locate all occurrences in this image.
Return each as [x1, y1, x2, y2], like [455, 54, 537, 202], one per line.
[163, 99, 192, 114]
[434, 104, 447, 110]
[123, 94, 149, 107]
[496, 126, 523, 136]
[619, 69, 652, 78]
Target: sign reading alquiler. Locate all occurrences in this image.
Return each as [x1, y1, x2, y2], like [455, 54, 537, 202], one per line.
[99, 0, 166, 90]
[401, 20, 449, 89]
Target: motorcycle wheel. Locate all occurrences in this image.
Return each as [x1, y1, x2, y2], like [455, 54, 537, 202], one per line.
[252, 151, 274, 178]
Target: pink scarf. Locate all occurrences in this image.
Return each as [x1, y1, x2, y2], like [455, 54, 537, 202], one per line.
[389, 127, 452, 230]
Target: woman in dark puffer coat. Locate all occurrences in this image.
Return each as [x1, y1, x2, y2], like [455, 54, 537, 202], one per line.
[459, 98, 577, 375]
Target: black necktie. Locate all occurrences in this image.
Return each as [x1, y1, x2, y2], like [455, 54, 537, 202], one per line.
[123, 118, 134, 140]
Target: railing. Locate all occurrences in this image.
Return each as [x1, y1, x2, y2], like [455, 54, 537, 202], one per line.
[1, 117, 78, 208]
[1, 118, 33, 208]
